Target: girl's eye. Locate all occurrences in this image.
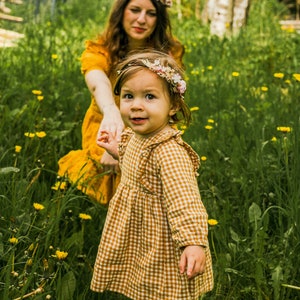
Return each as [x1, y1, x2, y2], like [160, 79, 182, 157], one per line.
[122, 93, 133, 99]
[145, 94, 155, 100]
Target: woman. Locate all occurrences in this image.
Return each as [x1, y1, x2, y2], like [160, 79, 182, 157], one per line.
[58, 0, 184, 204]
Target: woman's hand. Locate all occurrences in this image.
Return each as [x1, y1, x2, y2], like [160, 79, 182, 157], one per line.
[98, 104, 124, 142]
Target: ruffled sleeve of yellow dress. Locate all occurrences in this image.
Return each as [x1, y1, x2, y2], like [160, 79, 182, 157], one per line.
[57, 38, 120, 205]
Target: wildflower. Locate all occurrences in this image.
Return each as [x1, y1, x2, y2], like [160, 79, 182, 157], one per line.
[33, 202, 45, 211]
[24, 132, 35, 138]
[32, 90, 42, 95]
[15, 145, 22, 153]
[26, 258, 33, 266]
[36, 131, 46, 138]
[285, 79, 291, 84]
[54, 250, 68, 260]
[277, 126, 292, 133]
[28, 243, 35, 251]
[271, 136, 277, 142]
[46, 295, 52, 299]
[293, 73, 300, 82]
[79, 213, 92, 220]
[9, 237, 18, 244]
[274, 73, 284, 79]
[51, 181, 68, 190]
[261, 86, 268, 92]
[207, 65, 213, 70]
[191, 69, 200, 76]
[37, 95, 44, 101]
[190, 106, 200, 112]
[200, 156, 207, 161]
[207, 119, 214, 123]
[232, 71, 240, 77]
[11, 271, 19, 277]
[205, 125, 213, 130]
[208, 219, 218, 226]
[52, 54, 58, 60]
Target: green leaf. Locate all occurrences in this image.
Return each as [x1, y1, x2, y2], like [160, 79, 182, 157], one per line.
[58, 271, 76, 300]
[249, 202, 261, 223]
[0, 167, 20, 175]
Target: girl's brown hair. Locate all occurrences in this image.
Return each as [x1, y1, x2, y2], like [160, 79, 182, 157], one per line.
[114, 50, 191, 126]
[101, 0, 183, 65]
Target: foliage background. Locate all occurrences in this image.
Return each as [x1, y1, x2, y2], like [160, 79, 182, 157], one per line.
[0, 0, 299, 299]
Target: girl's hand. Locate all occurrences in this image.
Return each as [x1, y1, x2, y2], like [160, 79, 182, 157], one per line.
[97, 130, 119, 162]
[179, 245, 206, 279]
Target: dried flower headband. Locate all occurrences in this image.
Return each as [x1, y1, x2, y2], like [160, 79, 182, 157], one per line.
[157, 0, 172, 7]
[141, 59, 186, 100]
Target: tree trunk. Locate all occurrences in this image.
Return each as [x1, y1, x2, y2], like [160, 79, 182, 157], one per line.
[232, 0, 249, 35]
[210, 0, 233, 37]
[201, 0, 250, 37]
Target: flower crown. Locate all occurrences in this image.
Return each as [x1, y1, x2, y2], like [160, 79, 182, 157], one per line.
[141, 58, 186, 99]
[157, 0, 172, 7]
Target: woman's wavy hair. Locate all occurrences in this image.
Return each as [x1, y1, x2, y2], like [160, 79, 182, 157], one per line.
[101, 0, 182, 65]
[114, 50, 191, 126]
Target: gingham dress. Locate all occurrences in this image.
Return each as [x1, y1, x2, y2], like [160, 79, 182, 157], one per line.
[90, 128, 214, 299]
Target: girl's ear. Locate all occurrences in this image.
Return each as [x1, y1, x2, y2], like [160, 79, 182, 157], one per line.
[169, 105, 179, 117]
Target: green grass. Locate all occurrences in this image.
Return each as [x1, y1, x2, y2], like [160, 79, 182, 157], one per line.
[1, 0, 299, 299]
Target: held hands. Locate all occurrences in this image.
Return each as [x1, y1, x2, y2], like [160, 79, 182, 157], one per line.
[97, 130, 119, 161]
[179, 245, 206, 279]
[99, 104, 124, 142]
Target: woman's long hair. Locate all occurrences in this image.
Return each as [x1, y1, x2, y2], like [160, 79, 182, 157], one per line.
[101, 0, 183, 65]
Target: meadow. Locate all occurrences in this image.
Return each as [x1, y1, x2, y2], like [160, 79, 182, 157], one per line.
[0, 0, 299, 299]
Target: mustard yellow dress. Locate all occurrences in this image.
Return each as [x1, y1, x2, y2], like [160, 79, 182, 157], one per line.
[58, 39, 184, 204]
[90, 128, 214, 299]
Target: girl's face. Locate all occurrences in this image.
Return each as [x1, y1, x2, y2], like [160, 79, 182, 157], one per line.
[120, 69, 177, 138]
[123, 0, 157, 48]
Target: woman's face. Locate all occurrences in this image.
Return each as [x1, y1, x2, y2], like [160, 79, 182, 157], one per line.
[123, 0, 157, 47]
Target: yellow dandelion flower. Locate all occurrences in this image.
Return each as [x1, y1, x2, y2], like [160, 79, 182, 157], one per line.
[201, 156, 207, 161]
[232, 71, 240, 77]
[51, 181, 68, 190]
[36, 131, 46, 138]
[207, 119, 214, 123]
[261, 86, 268, 92]
[207, 65, 213, 70]
[190, 106, 200, 112]
[79, 213, 92, 220]
[285, 79, 291, 84]
[208, 219, 218, 226]
[271, 136, 277, 142]
[54, 250, 68, 260]
[277, 126, 292, 133]
[24, 132, 35, 138]
[9, 237, 18, 244]
[32, 90, 42, 95]
[205, 125, 213, 130]
[33, 203, 45, 211]
[26, 258, 33, 266]
[51, 54, 58, 60]
[15, 145, 22, 153]
[274, 73, 284, 79]
[293, 73, 300, 82]
[37, 95, 44, 101]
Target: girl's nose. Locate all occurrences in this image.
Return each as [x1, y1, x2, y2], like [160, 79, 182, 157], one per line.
[130, 99, 143, 111]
